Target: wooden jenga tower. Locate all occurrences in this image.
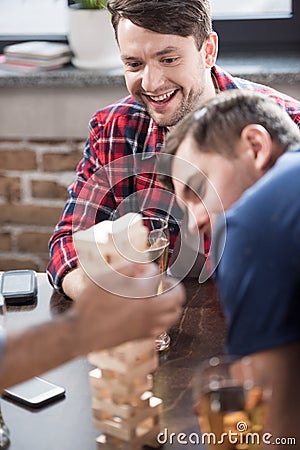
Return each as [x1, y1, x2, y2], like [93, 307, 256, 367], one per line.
[88, 338, 163, 450]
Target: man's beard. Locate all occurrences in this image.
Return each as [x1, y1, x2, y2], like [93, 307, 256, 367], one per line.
[143, 87, 204, 128]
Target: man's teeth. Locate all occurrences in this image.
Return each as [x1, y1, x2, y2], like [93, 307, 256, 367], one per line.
[149, 91, 175, 102]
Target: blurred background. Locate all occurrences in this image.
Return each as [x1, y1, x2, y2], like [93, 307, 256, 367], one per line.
[0, 0, 299, 273]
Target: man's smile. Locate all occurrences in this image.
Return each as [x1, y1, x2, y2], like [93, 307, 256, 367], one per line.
[143, 89, 178, 106]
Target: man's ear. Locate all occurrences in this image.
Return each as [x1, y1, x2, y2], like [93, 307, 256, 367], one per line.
[204, 32, 218, 67]
[241, 124, 273, 171]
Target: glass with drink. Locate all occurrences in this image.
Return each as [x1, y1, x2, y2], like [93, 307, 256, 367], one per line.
[142, 216, 171, 352]
[193, 356, 271, 450]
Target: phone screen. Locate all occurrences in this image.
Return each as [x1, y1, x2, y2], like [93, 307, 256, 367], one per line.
[1, 270, 37, 305]
[2, 271, 33, 294]
[3, 377, 66, 408]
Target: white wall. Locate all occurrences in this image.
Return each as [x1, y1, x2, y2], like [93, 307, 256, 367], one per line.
[0, 85, 128, 139]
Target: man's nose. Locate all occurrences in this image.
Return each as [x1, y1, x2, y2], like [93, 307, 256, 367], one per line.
[141, 64, 165, 93]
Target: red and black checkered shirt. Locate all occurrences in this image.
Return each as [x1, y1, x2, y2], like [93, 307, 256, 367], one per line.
[47, 65, 300, 291]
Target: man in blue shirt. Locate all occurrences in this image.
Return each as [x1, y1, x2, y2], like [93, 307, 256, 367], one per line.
[160, 90, 300, 441]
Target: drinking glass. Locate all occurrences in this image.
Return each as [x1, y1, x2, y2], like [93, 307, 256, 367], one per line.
[142, 216, 171, 352]
[193, 356, 271, 450]
[0, 294, 10, 449]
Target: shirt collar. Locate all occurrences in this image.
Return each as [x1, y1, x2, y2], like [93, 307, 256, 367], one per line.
[140, 116, 167, 160]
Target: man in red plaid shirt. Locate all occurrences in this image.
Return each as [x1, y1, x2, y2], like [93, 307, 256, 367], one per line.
[47, 0, 300, 297]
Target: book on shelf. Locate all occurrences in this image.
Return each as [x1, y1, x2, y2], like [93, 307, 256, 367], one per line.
[0, 55, 71, 72]
[3, 41, 72, 60]
[0, 55, 70, 72]
[0, 41, 72, 72]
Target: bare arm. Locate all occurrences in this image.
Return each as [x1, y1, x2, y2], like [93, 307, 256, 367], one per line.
[0, 315, 76, 391]
[0, 264, 184, 391]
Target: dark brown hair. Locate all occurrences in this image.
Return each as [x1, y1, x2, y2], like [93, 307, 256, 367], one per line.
[107, 0, 212, 50]
[159, 90, 300, 190]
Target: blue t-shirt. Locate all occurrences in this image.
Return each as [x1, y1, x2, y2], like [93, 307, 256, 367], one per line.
[213, 149, 300, 357]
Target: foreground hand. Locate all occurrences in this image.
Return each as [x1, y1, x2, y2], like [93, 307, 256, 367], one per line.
[66, 264, 185, 354]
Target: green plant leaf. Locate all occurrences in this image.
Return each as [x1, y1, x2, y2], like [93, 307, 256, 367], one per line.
[76, 0, 107, 9]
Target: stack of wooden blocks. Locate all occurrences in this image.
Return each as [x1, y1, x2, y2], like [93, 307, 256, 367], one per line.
[88, 338, 163, 450]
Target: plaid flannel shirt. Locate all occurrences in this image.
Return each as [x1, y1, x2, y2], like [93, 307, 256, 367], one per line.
[47, 65, 300, 291]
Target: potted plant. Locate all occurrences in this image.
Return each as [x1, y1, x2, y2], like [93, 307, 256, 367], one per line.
[75, 0, 107, 7]
[68, 0, 121, 69]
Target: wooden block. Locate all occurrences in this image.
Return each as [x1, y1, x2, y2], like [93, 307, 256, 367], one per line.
[93, 397, 162, 441]
[93, 413, 161, 440]
[88, 334, 163, 450]
[106, 338, 155, 363]
[89, 368, 152, 392]
[89, 368, 153, 404]
[91, 390, 154, 419]
[89, 359, 157, 391]
[93, 416, 135, 441]
[88, 338, 156, 373]
[73, 213, 149, 272]
[119, 357, 158, 382]
[92, 395, 162, 425]
[93, 399, 133, 420]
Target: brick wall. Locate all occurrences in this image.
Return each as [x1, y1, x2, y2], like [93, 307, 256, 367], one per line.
[0, 139, 84, 272]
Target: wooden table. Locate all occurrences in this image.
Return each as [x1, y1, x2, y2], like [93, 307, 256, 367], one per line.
[1, 274, 226, 450]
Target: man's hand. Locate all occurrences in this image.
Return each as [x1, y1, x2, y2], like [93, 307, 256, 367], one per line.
[63, 264, 185, 354]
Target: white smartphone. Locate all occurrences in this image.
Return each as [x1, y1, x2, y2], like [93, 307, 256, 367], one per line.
[3, 377, 65, 408]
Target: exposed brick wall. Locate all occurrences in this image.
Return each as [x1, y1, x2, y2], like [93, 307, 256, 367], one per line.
[0, 139, 84, 272]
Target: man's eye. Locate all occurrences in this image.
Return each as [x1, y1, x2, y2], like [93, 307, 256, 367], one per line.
[125, 61, 142, 69]
[196, 183, 206, 199]
[187, 183, 205, 200]
[162, 57, 178, 64]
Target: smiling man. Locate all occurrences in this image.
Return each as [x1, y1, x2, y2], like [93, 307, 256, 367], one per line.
[47, 0, 300, 299]
[160, 90, 300, 440]
[117, 19, 216, 127]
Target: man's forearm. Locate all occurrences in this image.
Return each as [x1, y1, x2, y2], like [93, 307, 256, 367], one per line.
[0, 264, 184, 392]
[0, 314, 78, 392]
[62, 267, 85, 301]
